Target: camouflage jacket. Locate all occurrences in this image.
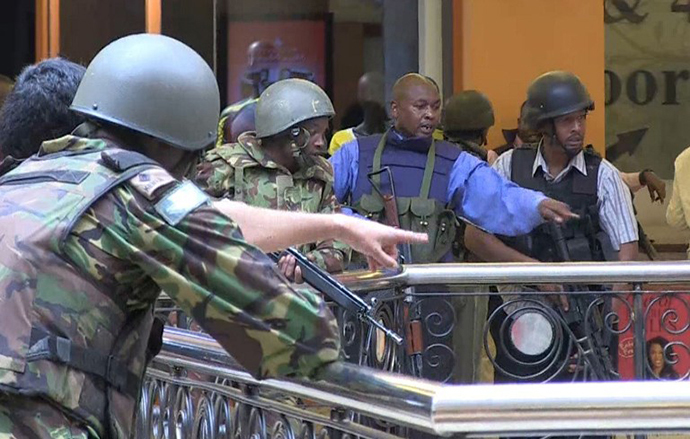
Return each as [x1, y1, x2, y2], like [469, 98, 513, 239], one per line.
[0, 134, 340, 438]
[195, 132, 351, 273]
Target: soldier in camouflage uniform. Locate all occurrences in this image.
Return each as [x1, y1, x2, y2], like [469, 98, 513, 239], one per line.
[196, 79, 350, 283]
[443, 90, 498, 164]
[439, 90, 501, 383]
[0, 34, 425, 438]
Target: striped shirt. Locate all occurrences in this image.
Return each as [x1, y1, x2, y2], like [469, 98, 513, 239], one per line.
[666, 146, 690, 258]
[492, 147, 638, 250]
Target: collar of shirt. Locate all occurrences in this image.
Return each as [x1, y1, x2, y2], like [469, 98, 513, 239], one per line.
[39, 134, 108, 156]
[389, 128, 434, 153]
[532, 144, 587, 183]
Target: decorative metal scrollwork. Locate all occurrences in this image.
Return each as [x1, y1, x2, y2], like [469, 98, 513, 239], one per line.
[155, 381, 172, 439]
[646, 294, 690, 335]
[271, 416, 295, 439]
[339, 309, 361, 363]
[298, 422, 315, 439]
[175, 387, 194, 438]
[136, 378, 155, 437]
[409, 298, 455, 338]
[422, 343, 455, 383]
[248, 407, 267, 439]
[192, 395, 216, 439]
[367, 301, 397, 371]
[214, 397, 233, 439]
[486, 298, 574, 382]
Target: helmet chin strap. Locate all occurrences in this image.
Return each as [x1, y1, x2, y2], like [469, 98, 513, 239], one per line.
[549, 120, 579, 159]
[289, 126, 314, 168]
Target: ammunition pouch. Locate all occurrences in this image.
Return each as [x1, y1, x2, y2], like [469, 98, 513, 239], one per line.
[357, 194, 457, 263]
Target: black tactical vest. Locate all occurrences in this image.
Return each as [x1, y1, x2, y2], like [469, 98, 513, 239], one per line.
[502, 147, 614, 262]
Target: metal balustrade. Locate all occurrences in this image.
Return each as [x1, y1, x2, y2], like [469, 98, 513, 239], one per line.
[148, 260, 690, 437]
[333, 261, 690, 384]
[140, 326, 690, 438]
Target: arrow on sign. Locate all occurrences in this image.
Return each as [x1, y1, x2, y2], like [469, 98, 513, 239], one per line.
[606, 128, 648, 162]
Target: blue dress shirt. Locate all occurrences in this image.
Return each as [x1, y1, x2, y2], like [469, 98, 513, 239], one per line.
[330, 138, 547, 236]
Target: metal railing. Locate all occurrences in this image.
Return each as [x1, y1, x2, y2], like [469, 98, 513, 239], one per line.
[149, 260, 690, 437]
[331, 261, 690, 384]
[141, 325, 690, 438]
[337, 260, 690, 289]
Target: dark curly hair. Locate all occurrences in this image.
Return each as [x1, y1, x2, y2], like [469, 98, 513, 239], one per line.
[0, 58, 86, 159]
[646, 336, 680, 380]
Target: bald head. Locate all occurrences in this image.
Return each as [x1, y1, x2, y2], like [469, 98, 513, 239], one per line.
[390, 73, 441, 138]
[358, 71, 384, 104]
[392, 73, 438, 102]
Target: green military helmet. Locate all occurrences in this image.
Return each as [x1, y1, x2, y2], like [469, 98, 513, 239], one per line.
[255, 78, 334, 139]
[71, 33, 220, 151]
[523, 70, 594, 131]
[443, 90, 495, 132]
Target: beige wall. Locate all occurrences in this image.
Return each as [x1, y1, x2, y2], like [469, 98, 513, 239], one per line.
[453, 0, 605, 153]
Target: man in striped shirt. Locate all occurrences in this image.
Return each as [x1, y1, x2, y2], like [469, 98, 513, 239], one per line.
[466, 70, 638, 269]
[465, 71, 638, 382]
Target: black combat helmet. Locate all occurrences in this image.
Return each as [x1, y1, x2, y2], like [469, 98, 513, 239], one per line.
[443, 90, 495, 132]
[523, 71, 594, 131]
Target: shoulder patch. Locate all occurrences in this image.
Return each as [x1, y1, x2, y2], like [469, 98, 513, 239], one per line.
[154, 181, 210, 226]
[129, 168, 177, 200]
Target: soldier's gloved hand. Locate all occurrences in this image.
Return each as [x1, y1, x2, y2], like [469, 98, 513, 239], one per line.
[641, 170, 666, 203]
[538, 198, 578, 224]
[336, 214, 428, 271]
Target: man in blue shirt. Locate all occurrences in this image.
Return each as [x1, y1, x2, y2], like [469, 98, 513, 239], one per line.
[329, 73, 574, 384]
[331, 73, 573, 246]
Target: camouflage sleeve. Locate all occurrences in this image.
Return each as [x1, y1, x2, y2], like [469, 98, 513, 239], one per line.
[63, 184, 340, 379]
[306, 180, 352, 273]
[194, 149, 236, 198]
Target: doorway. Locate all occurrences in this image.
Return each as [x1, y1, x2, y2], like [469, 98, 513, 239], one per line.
[0, 0, 36, 79]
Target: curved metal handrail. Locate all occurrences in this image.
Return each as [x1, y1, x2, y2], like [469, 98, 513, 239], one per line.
[157, 261, 690, 305]
[153, 326, 690, 437]
[337, 260, 690, 292]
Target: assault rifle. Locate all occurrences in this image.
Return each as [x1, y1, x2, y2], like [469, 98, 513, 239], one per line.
[549, 222, 617, 381]
[270, 248, 403, 345]
[366, 167, 424, 375]
[367, 167, 413, 265]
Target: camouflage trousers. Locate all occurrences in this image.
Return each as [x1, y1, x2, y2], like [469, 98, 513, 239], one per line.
[0, 395, 95, 439]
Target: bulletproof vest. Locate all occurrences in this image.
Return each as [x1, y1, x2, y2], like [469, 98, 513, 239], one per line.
[0, 146, 163, 438]
[503, 147, 614, 262]
[352, 131, 460, 263]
